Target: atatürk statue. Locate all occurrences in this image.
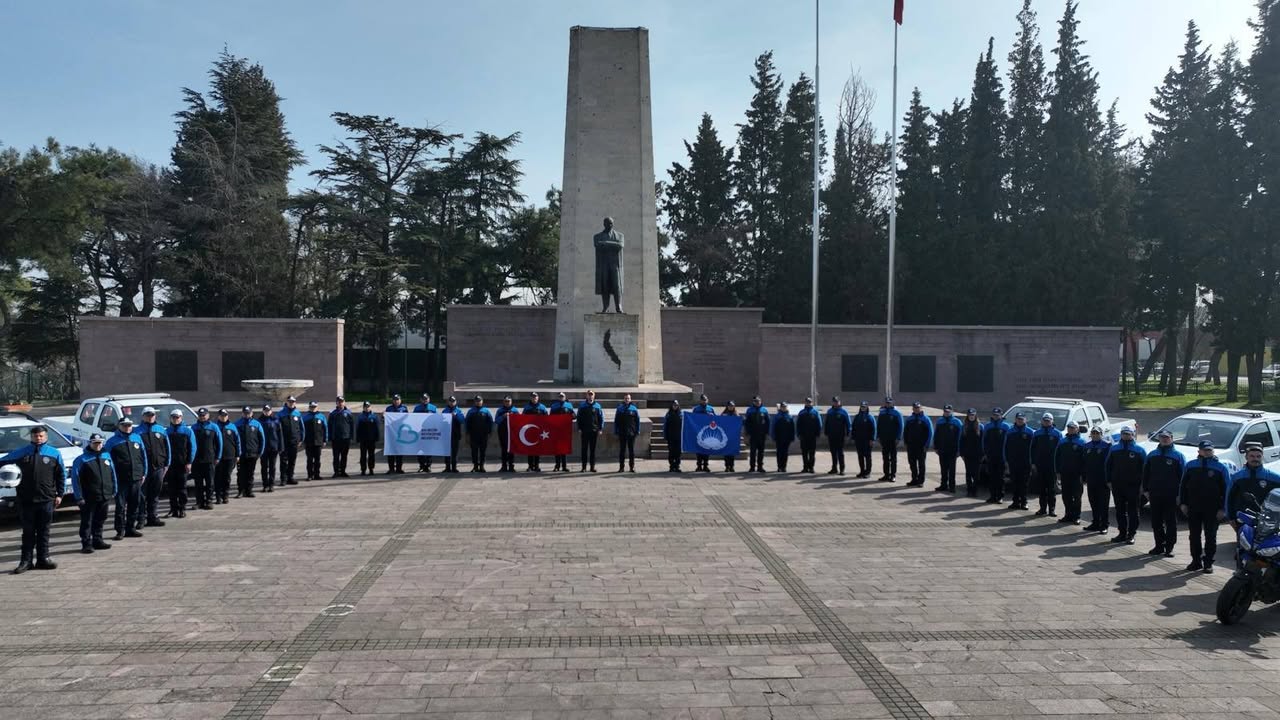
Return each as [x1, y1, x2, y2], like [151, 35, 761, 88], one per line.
[593, 216, 624, 313]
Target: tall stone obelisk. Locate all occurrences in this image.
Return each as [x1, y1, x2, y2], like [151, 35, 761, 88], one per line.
[553, 27, 663, 385]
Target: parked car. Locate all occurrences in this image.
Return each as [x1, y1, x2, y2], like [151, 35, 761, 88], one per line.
[1001, 397, 1136, 442]
[1141, 407, 1280, 471]
[44, 393, 195, 445]
[1260, 364, 1280, 381]
[0, 410, 83, 509]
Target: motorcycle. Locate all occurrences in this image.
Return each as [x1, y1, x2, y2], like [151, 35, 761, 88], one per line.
[1218, 489, 1280, 625]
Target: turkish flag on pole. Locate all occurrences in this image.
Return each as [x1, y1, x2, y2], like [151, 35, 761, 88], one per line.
[894, 0, 904, 24]
[507, 413, 573, 456]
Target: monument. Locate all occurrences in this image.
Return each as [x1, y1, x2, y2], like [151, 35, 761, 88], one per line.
[553, 27, 664, 385]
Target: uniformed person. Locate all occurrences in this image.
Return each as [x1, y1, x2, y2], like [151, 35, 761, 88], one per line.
[443, 396, 465, 473]
[958, 409, 984, 497]
[796, 398, 823, 474]
[234, 407, 265, 498]
[1031, 413, 1063, 516]
[136, 407, 170, 528]
[191, 408, 223, 510]
[981, 409, 1011, 504]
[466, 396, 494, 472]
[165, 409, 196, 519]
[932, 405, 962, 493]
[876, 397, 903, 481]
[302, 400, 328, 480]
[663, 400, 684, 472]
[691, 394, 716, 472]
[71, 433, 116, 554]
[1227, 444, 1280, 564]
[824, 397, 852, 475]
[1005, 413, 1034, 511]
[1082, 427, 1111, 534]
[278, 396, 304, 485]
[413, 393, 437, 473]
[329, 397, 355, 478]
[1180, 440, 1228, 572]
[104, 417, 146, 539]
[259, 405, 283, 492]
[495, 397, 519, 472]
[772, 402, 797, 472]
[721, 401, 739, 472]
[1142, 428, 1185, 557]
[1106, 426, 1147, 545]
[614, 394, 640, 473]
[745, 397, 770, 473]
[1054, 422, 1087, 524]
[852, 402, 877, 478]
[576, 391, 604, 472]
[213, 409, 239, 505]
[355, 401, 380, 476]
[0, 426, 66, 573]
[549, 392, 574, 472]
[384, 395, 408, 474]
[902, 402, 933, 487]
[523, 393, 548, 472]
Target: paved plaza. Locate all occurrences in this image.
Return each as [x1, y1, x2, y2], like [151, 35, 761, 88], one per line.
[1, 455, 1279, 719]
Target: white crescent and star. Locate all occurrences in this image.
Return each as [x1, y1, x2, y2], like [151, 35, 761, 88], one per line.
[518, 424, 553, 446]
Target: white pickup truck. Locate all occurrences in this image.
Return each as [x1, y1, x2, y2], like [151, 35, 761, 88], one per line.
[0, 411, 83, 509]
[44, 394, 196, 444]
[1142, 407, 1280, 472]
[1001, 397, 1136, 442]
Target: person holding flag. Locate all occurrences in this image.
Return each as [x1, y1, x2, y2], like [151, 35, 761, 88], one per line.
[663, 400, 684, 473]
[508, 397, 573, 466]
[576, 390, 604, 472]
[522, 393, 548, 472]
[442, 396, 465, 474]
[549, 392, 574, 472]
[690, 394, 716, 472]
[495, 397, 519, 472]
[720, 401, 740, 472]
[614, 394, 640, 473]
[745, 397, 770, 473]
[413, 394, 437, 474]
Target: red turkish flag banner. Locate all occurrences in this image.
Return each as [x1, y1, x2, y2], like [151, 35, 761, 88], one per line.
[507, 413, 573, 456]
[894, 0, 904, 24]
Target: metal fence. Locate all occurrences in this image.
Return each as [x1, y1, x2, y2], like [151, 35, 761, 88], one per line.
[0, 365, 77, 403]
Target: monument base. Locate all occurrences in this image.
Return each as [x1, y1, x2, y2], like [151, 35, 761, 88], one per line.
[583, 313, 639, 386]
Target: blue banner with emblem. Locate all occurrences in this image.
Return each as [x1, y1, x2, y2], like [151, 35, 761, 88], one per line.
[681, 412, 742, 456]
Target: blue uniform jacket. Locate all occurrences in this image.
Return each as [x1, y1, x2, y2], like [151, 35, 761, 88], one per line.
[260, 415, 284, 454]
[524, 402, 548, 415]
[0, 443, 67, 499]
[1004, 423, 1035, 469]
[932, 415, 963, 456]
[1105, 440, 1148, 488]
[235, 418, 266, 455]
[692, 403, 716, 415]
[852, 410, 877, 445]
[1054, 434, 1087, 474]
[384, 403, 409, 414]
[903, 412, 933, 449]
[104, 431, 148, 478]
[824, 407, 852, 438]
[166, 423, 199, 465]
[413, 402, 437, 413]
[982, 421, 1012, 461]
[876, 407, 904, 443]
[218, 421, 241, 459]
[71, 449, 117, 502]
[1031, 426, 1063, 474]
[302, 411, 328, 444]
[191, 420, 225, 462]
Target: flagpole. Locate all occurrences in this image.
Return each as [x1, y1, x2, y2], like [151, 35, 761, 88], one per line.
[809, 0, 821, 402]
[885, 19, 899, 398]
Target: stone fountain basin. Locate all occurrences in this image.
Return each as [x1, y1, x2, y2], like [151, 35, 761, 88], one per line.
[241, 379, 314, 403]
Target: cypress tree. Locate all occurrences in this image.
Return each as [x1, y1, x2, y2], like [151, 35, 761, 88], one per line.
[733, 52, 784, 310]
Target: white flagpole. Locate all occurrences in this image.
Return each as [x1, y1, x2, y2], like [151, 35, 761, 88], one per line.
[809, 0, 821, 402]
[885, 20, 899, 398]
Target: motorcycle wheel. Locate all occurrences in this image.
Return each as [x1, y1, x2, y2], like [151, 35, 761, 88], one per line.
[1217, 575, 1254, 625]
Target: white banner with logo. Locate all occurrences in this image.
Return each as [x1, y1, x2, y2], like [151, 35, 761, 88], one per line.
[383, 412, 451, 456]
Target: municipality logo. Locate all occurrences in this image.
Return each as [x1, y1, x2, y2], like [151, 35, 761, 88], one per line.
[696, 421, 729, 452]
[396, 424, 419, 444]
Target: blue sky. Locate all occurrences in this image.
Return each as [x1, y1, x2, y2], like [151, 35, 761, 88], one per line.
[0, 0, 1261, 203]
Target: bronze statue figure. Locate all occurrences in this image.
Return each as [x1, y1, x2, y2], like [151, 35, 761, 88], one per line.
[593, 217, 624, 313]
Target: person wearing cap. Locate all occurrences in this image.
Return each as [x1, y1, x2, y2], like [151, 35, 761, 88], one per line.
[465, 397, 494, 472]
[613, 394, 640, 473]
[852, 401, 877, 478]
[278, 396, 304, 485]
[981, 409, 1011, 504]
[164, 409, 197, 518]
[575, 391, 604, 472]
[0, 426, 67, 572]
[495, 396, 520, 472]
[772, 402, 797, 472]
[136, 407, 170, 528]
[384, 395, 408, 474]
[234, 407, 265, 498]
[1082, 427, 1112, 533]
[796, 398, 823, 474]
[662, 400, 684, 472]
[212, 409, 240, 505]
[302, 401, 328, 480]
[328, 397, 355, 478]
[1031, 413, 1063, 516]
[259, 405, 283, 492]
[71, 434, 117, 554]
[719, 401, 740, 472]
[958, 409, 984, 497]
[876, 397, 903, 482]
[691, 394, 717, 473]
[1054, 422, 1087, 524]
[549, 392, 574, 472]
[1180, 440, 1229, 572]
[1227, 443, 1280, 531]
[190, 408, 224, 511]
[104, 417, 146, 539]
[744, 397, 771, 474]
[1004, 413, 1034, 510]
[824, 397, 852, 476]
[1142, 428, 1185, 557]
[355, 402, 381, 476]
[902, 402, 934, 487]
[412, 394, 438, 473]
[932, 406, 962, 493]
[1105, 426, 1147, 545]
[442, 396, 465, 473]
[523, 393, 548, 472]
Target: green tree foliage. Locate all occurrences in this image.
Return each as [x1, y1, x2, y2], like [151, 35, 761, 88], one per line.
[732, 52, 785, 310]
[662, 113, 739, 306]
[893, 89, 939, 324]
[770, 74, 824, 324]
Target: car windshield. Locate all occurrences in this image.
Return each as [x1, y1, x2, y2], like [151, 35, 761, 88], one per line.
[1004, 405, 1069, 430]
[0, 424, 72, 454]
[117, 403, 194, 426]
[1158, 417, 1240, 448]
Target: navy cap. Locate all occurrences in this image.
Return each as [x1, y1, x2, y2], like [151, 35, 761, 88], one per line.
[912, 402, 921, 409]
[308, 400, 318, 407]
[447, 396, 457, 402]
[197, 407, 209, 414]
[335, 395, 344, 402]
[884, 396, 894, 403]
[992, 407, 1003, 415]
[88, 432, 104, 442]
[362, 401, 371, 407]
[860, 401, 869, 407]
[805, 397, 813, 403]
[262, 404, 272, 411]
[217, 408, 229, 416]
[727, 400, 736, 407]
[1245, 441, 1265, 452]
[1066, 421, 1079, 429]
[242, 406, 252, 413]
[1198, 440, 1215, 450]
[392, 394, 401, 400]
[967, 408, 976, 415]
[119, 417, 133, 426]
[943, 404, 953, 411]
[831, 396, 840, 403]
[286, 396, 297, 403]
[1014, 412, 1026, 419]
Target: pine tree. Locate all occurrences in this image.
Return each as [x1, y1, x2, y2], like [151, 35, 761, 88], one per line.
[771, 73, 823, 323]
[893, 89, 940, 324]
[959, 39, 1008, 321]
[662, 113, 739, 306]
[1005, 0, 1047, 220]
[733, 52, 784, 310]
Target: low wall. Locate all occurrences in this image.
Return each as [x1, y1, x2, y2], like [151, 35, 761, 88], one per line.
[445, 306, 556, 385]
[659, 308, 762, 403]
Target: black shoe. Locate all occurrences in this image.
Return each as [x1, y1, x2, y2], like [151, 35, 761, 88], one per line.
[266, 487, 274, 493]
[985, 497, 1000, 504]
[1185, 560, 1203, 571]
[1083, 523, 1099, 531]
[1163, 550, 1175, 558]
[146, 519, 165, 527]
[81, 546, 94, 554]
[1034, 509, 1046, 516]
[34, 559, 57, 570]
[1125, 536, 1137, 545]
[1203, 564, 1214, 574]
[1111, 535, 1127, 543]
[92, 541, 112, 550]
[1048, 511, 1058, 517]
[630, 466, 636, 473]
[246, 491, 256, 497]
[125, 529, 143, 538]
[1057, 517, 1073, 524]
[13, 561, 31, 574]
[112, 533, 124, 541]
[618, 466, 626, 473]
[1147, 547, 1162, 555]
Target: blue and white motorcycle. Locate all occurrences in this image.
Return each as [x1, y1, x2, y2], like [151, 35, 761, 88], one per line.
[1218, 489, 1280, 625]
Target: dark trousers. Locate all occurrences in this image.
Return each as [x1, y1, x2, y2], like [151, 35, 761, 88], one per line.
[723, 453, 735, 471]
[695, 453, 709, 470]
[448, 438, 461, 472]
[618, 436, 636, 470]
[961, 455, 981, 495]
[1009, 466, 1030, 505]
[215, 459, 235, 500]
[1036, 467, 1057, 512]
[1187, 509, 1219, 564]
[332, 439, 350, 475]
[1150, 495, 1178, 551]
[1086, 480, 1110, 528]
[555, 454, 569, 470]
[78, 497, 109, 547]
[237, 456, 258, 496]
[358, 442, 376, 474]
[987, 460, 1006, 500]
[164, 465, 188, 515]
[280, 444, 299, 482]
[305, 445, 322, 479]
[938, 454, 957, 491]
[388, 454, 404, 473]
[467, 436, 487, 470]
[418, 453, 432, 472]
[1060, 471, 1083, 520]
[142, 466, 164, 524]
[668, 450, 682, 471]
[114, 478, 142, 535]
[191, 461, 214, 507]
[776, 442, 791, 471]
[880, 440, 898, 477]
[500, 450, 515, 471]
[906, 446, 926, 484]
[828, 438, 846, 472]
[260, 452, 279, 489]
[18, 501, 54, 562]
[580, 432, 597, 469]
[749, 437, 767, 471]
[856, 441, 873, 476]
[799, 439, 817, 471]
[1113, 485, 1140, 537]
[526, 453, 541, 471]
